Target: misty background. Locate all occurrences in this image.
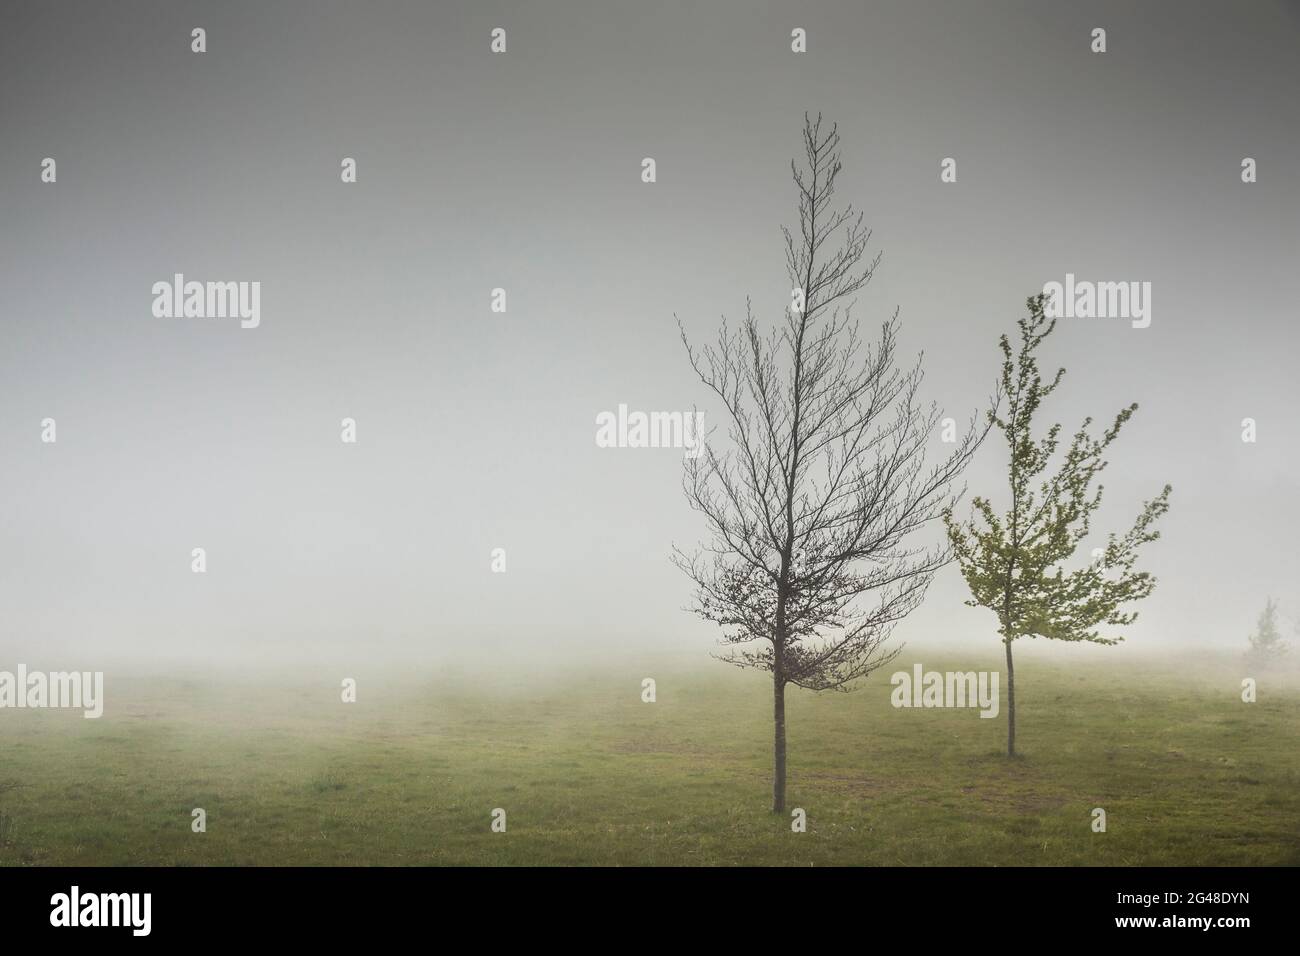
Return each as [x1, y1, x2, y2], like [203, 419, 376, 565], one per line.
[1, 1, 1297, 676]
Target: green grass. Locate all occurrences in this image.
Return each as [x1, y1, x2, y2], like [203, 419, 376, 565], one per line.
[0, 650, 1296, 866]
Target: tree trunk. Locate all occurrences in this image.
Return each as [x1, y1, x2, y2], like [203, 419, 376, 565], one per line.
[1004, 638, 1016, 757]
[772, 677, 787, 813]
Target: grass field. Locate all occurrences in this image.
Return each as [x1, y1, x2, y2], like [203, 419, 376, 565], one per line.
[0, 648, 1296, 866]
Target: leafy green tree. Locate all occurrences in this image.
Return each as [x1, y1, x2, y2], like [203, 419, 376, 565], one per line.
[944, 294, 1172, 756]
[1247, 598, 1287, 665]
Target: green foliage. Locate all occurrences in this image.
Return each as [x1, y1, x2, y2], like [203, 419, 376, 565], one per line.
[1248, 597, 1288, 663]
[944, 294, 1171, 647]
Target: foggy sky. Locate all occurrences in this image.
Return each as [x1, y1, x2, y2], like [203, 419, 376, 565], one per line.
[1, 1, 1298, 671]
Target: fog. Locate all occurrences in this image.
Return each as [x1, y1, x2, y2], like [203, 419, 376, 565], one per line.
[2, 0, 1297, 676]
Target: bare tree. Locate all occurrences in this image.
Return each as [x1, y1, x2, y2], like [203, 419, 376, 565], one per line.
[674, 115, 992, 813]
